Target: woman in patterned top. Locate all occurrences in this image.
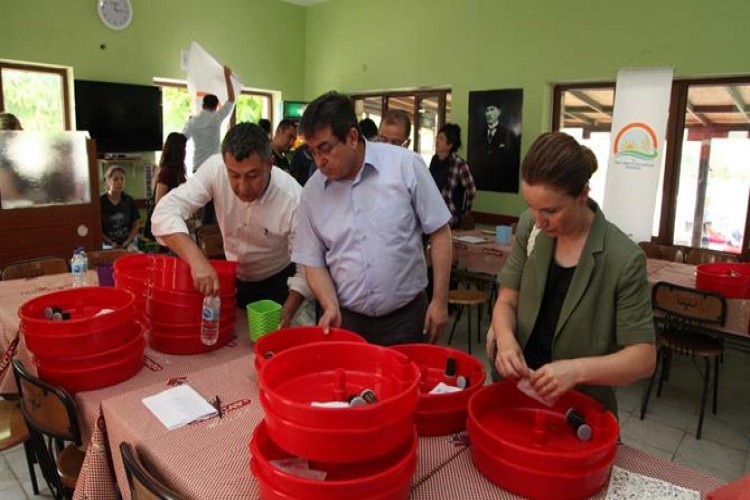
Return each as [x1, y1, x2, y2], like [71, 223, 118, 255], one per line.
[429, 123, 477, 228]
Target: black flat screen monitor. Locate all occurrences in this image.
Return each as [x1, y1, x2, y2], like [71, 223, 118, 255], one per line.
[74, 80, 163, 153]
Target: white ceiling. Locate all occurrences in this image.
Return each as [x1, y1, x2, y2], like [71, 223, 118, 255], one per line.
[278, 0, 329, 6]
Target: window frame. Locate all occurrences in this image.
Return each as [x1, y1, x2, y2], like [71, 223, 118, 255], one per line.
[553, 76, 750, 260]
[350, 88, 451, 154]
[153, 79, 274, 129]
[0, 61, 72, 130]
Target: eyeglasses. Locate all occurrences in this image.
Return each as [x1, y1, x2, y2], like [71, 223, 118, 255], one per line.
[308, 137, 342, 160]
[376, 135, 409, 147]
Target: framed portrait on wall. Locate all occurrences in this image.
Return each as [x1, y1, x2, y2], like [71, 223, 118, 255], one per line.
[467, 89, 523, 193]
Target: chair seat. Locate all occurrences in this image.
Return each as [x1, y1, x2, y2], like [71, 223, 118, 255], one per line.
[448, 289, 489, 305]
[0, 400, 30, 449]
[57, 445, 85, 489]
[660, 332, 724, 357]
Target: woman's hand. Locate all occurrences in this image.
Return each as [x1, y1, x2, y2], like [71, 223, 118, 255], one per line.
[530, 359, 581, 402]
[494, 332, 530, 379]
[191, 259, 220, 296]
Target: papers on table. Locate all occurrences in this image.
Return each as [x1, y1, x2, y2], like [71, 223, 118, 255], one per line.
[453, 235, 487, 244]
[142, 385, 218, 430]
[605, 466, 700, 499]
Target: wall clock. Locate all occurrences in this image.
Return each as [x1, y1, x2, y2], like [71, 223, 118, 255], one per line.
[97, 0, 133, 31]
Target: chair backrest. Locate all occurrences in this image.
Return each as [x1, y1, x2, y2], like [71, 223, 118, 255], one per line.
[1, 257, 68, 280]
[87, 249, 129, 267]
[11, 360, 80, 443]
[638, 242, 685, 263]
[120, 442, 184, 500]
[200, 234, 225, 259]
[685, 248, 740, 265]
[12, 359, 81, 499]
[652, 281, 727, 327]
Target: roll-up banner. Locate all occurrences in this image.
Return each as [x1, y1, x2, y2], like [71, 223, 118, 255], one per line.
[602, 67, 674, 242]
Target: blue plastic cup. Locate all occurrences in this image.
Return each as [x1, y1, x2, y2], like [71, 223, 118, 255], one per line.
[496, 225, 512, 245]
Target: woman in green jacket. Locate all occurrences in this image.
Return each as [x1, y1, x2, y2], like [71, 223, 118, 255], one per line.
[486, 132, 656, 415]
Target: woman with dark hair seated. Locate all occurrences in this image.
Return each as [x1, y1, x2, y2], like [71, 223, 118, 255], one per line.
[144, 132, 188, 241]
[429, 123, 476, 228]
[487, 132, 656, 415]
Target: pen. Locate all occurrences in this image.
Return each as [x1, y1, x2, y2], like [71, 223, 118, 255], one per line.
[215, 396, 223, 419]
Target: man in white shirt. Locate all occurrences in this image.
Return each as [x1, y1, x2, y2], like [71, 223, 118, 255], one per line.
[152, 122, 310, 326]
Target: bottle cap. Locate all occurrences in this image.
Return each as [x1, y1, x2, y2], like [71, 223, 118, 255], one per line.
[61, 312, 71, 320]
[44, 307, 55, 320]
[577, 424, 592, 441]
[456, 376, 468, 389]
[360, 389, 377, 404]
[52, 312, 63, 321]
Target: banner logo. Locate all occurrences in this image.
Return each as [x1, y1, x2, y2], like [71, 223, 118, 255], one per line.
[613, 122, 659, 164]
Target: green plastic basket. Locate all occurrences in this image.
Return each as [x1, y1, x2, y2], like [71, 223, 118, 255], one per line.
[247, 299, 282, 341]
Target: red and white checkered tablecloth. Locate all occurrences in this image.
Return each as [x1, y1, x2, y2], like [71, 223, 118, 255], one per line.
[0, 271, 96, 394]
[102, 356, 261, 500]
[82, 354, 726, 500]
[73, 319, 256, 500]
[410, 443, 726, 499]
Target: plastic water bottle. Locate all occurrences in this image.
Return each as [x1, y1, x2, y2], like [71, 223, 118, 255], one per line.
[71, 247, 88, 287]
[201, 295, 221, 346]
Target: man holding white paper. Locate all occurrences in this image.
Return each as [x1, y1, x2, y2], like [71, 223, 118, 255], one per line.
[183, 65, 236, 173]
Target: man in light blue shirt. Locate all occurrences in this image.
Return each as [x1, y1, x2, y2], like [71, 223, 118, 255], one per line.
[183, 65, 236, 173]
[293, 92, 453, 345]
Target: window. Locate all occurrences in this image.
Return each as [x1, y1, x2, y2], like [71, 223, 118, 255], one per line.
[352, 89, 451, 164]
[155, 80, 273, 171]
[0, 61, 71, 131]
[553, 77, 750, 257]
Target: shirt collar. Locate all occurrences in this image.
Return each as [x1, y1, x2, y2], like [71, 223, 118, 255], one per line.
[323, 141, 380, 189]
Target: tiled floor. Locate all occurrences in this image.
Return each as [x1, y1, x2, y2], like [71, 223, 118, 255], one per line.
[2, 308, 748, 498]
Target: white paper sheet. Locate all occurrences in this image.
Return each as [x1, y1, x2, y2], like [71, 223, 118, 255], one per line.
[142, 385, 218, 430]
[453, 235, 487, 244]
[605, 465, 700, 500]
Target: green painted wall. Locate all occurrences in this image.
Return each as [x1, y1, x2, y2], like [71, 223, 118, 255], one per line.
[304, 0, 750, 216]
[0, 0, 307, 96]
[3, 0, 749, 216]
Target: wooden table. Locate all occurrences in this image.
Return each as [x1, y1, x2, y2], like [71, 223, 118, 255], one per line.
[96, 356, 726, 500]
[646, 259, 750, 338]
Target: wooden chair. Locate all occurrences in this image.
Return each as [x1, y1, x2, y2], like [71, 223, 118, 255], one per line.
[0, 399, 39, 495]
[1, 257, 68, 281]
[638, 242, 685, 262]
[685, 248, 740, 265]
[639, 282, 726, 439]
[87, 248, 128, 267]
[120, 442, 184, 500]
[200, 234, 225, 260]
[12, 360, 85, 500]
[451, 244, 502, 318]
[446, 289, 490, 355]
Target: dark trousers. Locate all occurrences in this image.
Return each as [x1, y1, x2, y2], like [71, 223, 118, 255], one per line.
[341, 292, 428, 346]
[202, 201, 217, 225]
[236, 264, 295, 309]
